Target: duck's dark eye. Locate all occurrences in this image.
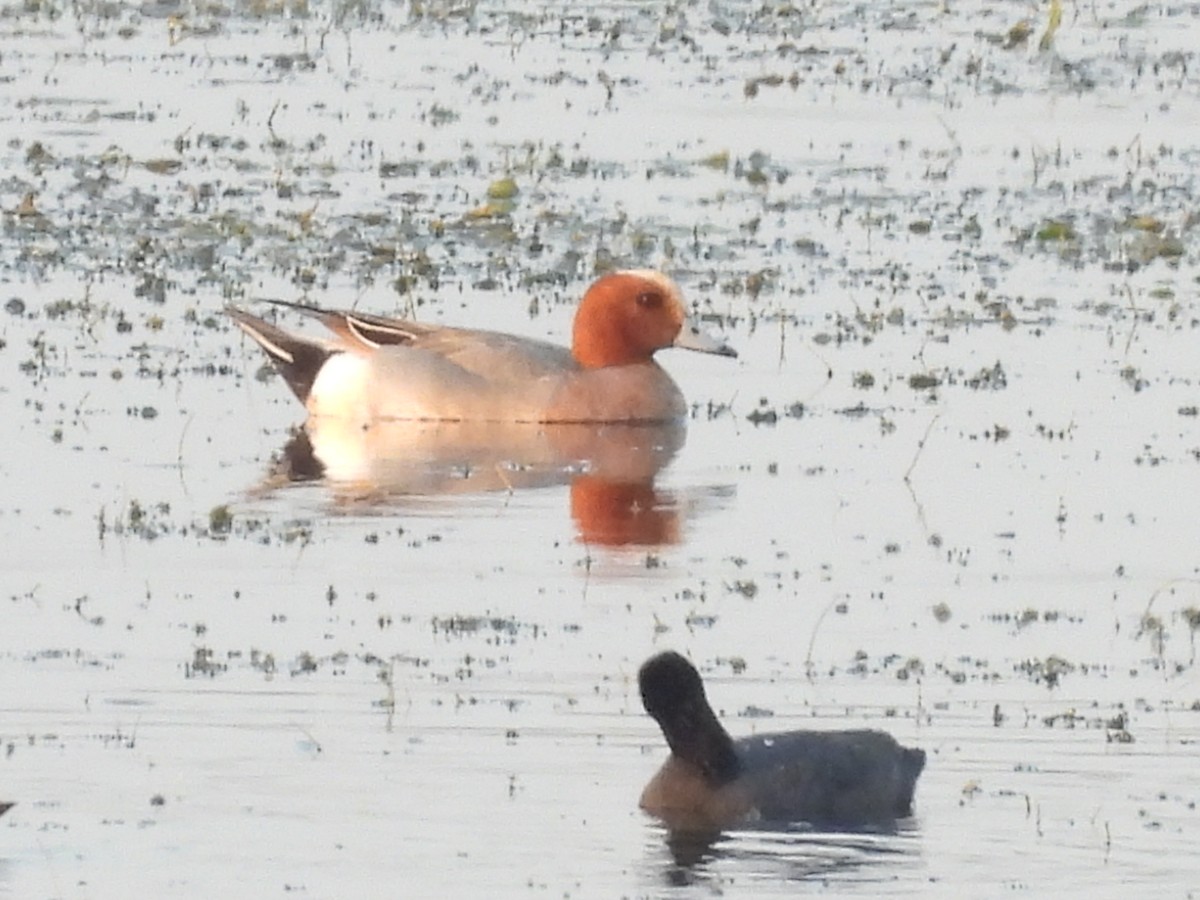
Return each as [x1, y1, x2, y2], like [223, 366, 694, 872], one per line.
[636, 290, 663, 309]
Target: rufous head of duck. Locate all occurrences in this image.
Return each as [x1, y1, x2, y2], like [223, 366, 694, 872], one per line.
[571, 270, 736, 368]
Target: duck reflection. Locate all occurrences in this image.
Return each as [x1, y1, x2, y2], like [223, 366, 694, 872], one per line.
[264, 418, 691, 546]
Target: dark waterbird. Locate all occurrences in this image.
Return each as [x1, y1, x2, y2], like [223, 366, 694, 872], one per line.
[638, 652, 925, 833]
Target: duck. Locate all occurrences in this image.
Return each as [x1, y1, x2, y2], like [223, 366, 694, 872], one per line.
[0, 802, 12, 818]
[638, 651, 925, 832]
[227, 270, 735, 424]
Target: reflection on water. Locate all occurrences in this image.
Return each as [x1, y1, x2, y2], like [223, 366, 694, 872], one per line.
[3, 0, 1199, 894]
[650, 821, 923, 888]
[652, 825, 921, 888]
[261, 418, 697, 546]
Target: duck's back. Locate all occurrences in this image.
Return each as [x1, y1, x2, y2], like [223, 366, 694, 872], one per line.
[735, 729, 925, 826]
[403, 327, 579, 383]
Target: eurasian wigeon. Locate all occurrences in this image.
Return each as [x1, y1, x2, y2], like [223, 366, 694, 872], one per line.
[638, 652, 926, 832]
[227, 270, 735, 424]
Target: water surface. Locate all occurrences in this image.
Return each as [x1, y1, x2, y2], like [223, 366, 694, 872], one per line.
[2, 1, 1199, 897]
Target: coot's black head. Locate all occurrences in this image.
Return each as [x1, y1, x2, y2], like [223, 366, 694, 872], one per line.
[639, 651, 707, 723]
[639, 651, 740, 784]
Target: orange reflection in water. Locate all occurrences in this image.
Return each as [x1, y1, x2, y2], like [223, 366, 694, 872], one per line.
[569, 476, 680, 547]
[262, 417, 693, 547]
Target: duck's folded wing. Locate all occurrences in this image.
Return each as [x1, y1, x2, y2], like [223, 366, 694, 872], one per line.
[260, 301, 441, 351]
[269, 301, 580, 382]
[341, 311, 442, 348]
[401, 328, 579, 383]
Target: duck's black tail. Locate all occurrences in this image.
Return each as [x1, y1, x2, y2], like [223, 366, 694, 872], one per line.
[226, 307, 334, 404]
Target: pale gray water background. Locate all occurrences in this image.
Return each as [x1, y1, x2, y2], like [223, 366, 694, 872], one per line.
[2, 0, 1199, 897]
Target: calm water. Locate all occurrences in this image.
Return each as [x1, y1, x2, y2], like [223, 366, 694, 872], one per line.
[2, 1, 1199, 897]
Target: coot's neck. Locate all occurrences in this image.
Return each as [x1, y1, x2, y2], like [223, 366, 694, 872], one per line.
[657, 698, 742, 786]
